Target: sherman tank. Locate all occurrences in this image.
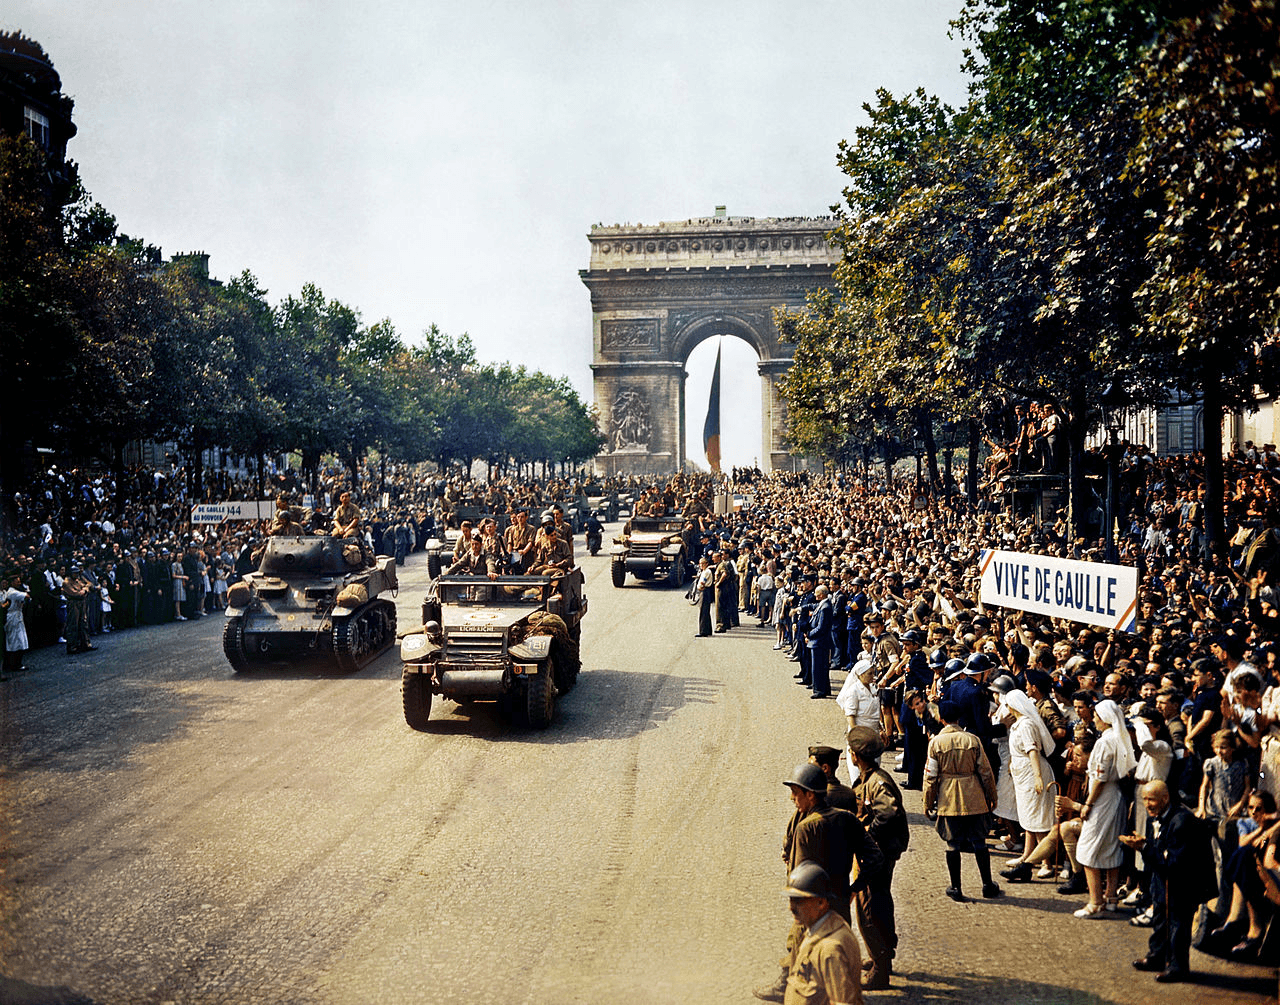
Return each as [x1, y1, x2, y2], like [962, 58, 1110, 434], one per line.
[222, 535, 398, 673]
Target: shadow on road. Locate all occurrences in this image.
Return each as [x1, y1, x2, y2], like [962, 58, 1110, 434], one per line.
[0, 974, 97, 1004]
[893, 969, 1122, 1004]
[410, 668, 724, 744]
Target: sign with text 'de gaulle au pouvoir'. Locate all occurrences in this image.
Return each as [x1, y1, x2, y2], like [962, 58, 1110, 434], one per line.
[978, 549, 1139, 632]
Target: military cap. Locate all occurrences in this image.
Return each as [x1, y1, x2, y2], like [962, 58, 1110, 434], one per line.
[846, 725, 885, 759]
[808, 745, 841, 769]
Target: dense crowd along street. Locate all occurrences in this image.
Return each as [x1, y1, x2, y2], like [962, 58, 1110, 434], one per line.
[1, 446, 1278, 1002]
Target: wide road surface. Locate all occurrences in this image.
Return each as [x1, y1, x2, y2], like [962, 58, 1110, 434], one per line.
[1, 532, 1274, 1004]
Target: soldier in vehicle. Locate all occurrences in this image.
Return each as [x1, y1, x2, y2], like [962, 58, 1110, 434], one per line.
[331, 491, 363, 538]
[530, 514, 573, 574]
[269, 494, 305, 537]
[503, 508, 536, 572]
[452, 520, 476, 564]
[445, 534, 500, 580]
[548, 507, 575, 562]
[478, 517, 501, 555]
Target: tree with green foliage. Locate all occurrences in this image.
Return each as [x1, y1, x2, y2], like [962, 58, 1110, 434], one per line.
[1123, 0, 1280, 554]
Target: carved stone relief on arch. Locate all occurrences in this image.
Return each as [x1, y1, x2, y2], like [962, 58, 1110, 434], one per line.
[610, 387, 651, 452]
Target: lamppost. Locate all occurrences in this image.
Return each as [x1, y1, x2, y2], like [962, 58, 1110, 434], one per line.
[912, 432, 924, 483]
[1101, 383, 1128, 563]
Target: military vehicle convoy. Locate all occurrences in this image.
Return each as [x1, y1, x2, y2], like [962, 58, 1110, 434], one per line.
[423, 507, 509, 579]
[222, 535, 398, 673]
[400, 569, 586, 730]
[609, 517, 690, 588]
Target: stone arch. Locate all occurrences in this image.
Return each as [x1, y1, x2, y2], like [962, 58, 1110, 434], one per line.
[669, 311, 771, 366]
[581, 215, 838, 475]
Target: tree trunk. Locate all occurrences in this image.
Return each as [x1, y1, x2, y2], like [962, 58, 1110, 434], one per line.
[1202, 371, 1226, 561]
[346, 441, 360, 491]
[967, 420, 979, 504]
[191, 430, 207, 502]
[921, 415, 940, 484]
[112, 440, 127, 514]
[1067, 384, 1089, 538]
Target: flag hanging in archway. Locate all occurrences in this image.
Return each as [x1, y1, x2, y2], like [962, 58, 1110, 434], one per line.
[703, 341, 721, 473]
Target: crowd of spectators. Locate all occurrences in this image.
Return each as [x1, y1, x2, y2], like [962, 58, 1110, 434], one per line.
[5, 438, 1280, 991]
[0, 458, 636, 669]
[710, 442, 1280, 990]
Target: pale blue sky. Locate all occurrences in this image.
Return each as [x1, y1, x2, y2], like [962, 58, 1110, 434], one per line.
[4, 1, 971, 468]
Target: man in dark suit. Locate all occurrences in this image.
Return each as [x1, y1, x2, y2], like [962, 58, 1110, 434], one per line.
[807, 585, 834, 699]
[1123, 779, 1216, 983]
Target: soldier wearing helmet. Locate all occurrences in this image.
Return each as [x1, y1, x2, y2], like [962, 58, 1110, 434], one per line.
[778, 863, 864, 1005]
[756, 762, 884, 1001]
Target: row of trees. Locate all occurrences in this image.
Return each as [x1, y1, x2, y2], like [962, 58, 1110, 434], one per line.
[0, 132, 603, 507]
[778, 0, 1279, 553]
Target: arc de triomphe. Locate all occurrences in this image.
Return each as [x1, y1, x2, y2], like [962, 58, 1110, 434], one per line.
[581, 214, 838, 475]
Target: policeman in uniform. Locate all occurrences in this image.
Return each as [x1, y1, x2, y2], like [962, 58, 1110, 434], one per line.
[793, 575, 817, 687]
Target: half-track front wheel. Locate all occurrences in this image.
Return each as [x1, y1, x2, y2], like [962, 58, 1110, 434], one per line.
[523, 661, 556, 729]
[667, 557, 685, 587]
[551, 635, 580, 695]
[223, 616, 250, 673]
[427, 552, 442, 580]
[402, 666, 433, 730]
[611, 561, 626, 588]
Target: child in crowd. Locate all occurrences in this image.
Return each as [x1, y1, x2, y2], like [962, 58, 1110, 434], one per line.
[99, 583, 113, 632]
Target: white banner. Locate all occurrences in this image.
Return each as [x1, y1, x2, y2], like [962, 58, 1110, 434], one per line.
[191, 501, 276, 524]
[979, 549, 1139, 632]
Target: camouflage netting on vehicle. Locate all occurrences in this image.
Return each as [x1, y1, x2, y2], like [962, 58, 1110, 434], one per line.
[336, 583, 369, 609]
[527, 610, 568, 642]
[528, 610, 579, 671]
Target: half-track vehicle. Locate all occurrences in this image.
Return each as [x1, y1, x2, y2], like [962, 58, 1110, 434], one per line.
[609, 516, 690, 588]
[400, 569, 587, 730]
[423, 507, 509, 579]
[585, 489, 620, 522]
[223, 535, 398, 672]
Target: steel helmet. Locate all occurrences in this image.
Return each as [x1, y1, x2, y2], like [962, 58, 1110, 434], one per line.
[965, 652, 992, 673]
[990, 674, 1017, 696]
[784, 861, 834, 899]
[783, 763, 827, 794]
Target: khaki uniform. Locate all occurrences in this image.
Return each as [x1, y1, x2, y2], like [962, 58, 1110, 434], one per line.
[784, 910, 863, 1005]
[269, 506, 304, 536]
[923, 724, 997, 816]
[446, 546, 498, 577]
[331, 500, 362, 537]
[850, 766, 907, 981]
[503, 522, 535, 557]
[531, 536, 573, 572]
